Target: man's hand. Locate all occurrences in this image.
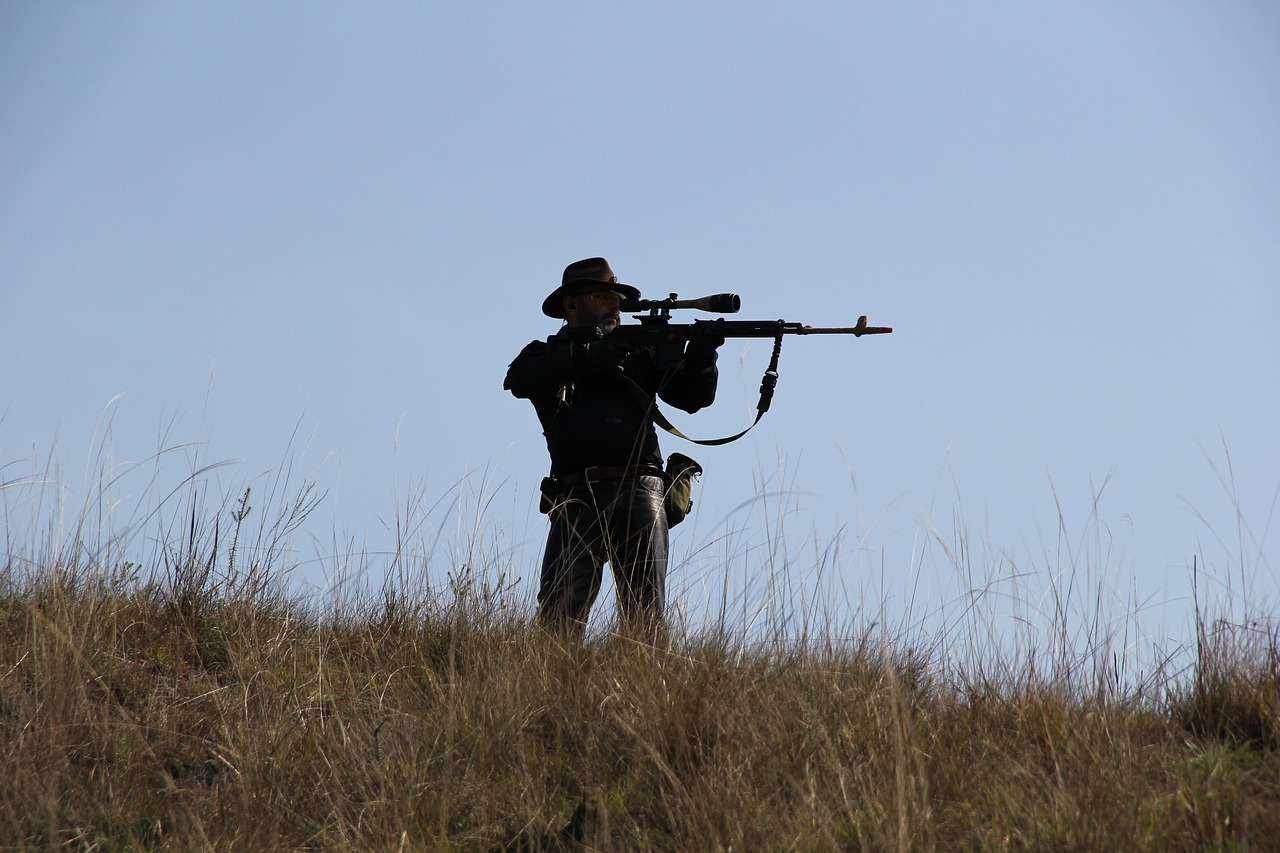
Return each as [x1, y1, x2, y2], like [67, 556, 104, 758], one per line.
[690, 320, 728, 350]
[684, 320, 727, 366]
[575, 339, 632, 374]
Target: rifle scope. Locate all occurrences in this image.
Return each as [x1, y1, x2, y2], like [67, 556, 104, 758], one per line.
[626, 293, 741, 314]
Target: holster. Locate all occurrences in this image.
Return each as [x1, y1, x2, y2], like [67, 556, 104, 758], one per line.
[538, 476, 559, 514]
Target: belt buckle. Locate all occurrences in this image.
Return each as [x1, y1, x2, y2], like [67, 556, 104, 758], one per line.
[581, 466, 602, 484]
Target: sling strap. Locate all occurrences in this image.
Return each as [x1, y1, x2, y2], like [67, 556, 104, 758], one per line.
[631, 323, 786, 447]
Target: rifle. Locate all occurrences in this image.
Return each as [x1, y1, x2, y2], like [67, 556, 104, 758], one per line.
[590, 292, 894, 445]
[616, 291, 891, 363]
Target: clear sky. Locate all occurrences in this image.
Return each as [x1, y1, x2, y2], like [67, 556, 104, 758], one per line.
[3, 2, 1277, 668]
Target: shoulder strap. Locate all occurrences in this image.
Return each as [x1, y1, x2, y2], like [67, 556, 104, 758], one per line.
[625, 326, 785, 447]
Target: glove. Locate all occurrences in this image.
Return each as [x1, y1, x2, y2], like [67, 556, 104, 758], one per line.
[685, 320, 727, 365]
[692, 320, 727, 349]
[574, 339, 632, 374]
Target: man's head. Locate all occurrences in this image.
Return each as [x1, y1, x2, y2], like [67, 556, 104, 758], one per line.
[564, 286, 625, 331]
[542, 257, 641, 329]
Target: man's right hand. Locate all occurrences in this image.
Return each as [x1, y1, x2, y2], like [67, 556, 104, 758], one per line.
[575, 339, 632, 374]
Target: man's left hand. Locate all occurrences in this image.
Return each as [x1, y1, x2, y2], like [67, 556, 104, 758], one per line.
[690, 320, 727, 350]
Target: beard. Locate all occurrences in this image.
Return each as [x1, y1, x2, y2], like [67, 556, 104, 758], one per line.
[593, 306, 621, 334]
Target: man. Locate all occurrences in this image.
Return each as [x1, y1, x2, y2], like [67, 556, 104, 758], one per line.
[504, 257, 723, 637]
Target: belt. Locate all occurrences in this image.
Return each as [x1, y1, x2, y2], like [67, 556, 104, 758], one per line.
[554, 465, 667, 487]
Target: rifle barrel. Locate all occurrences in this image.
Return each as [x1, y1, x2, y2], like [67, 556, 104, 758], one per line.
[711, 316, 892, 337]
[794, 325, 894, 336]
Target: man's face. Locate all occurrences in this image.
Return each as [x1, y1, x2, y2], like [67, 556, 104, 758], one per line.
[564, 287, 624, 332]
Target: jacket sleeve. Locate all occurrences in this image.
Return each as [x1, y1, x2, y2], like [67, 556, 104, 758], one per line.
[503, 340, 572, 400]
[654, 346, 719, 414]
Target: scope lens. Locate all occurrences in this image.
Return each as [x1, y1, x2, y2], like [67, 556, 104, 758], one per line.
[710, 293, 741, 313]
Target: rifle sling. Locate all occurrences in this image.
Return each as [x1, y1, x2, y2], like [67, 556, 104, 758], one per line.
[625, 326, 785, 447]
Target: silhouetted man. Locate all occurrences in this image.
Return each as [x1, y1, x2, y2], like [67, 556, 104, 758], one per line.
[504, 257, 722, 637]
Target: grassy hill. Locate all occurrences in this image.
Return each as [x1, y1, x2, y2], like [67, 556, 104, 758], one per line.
[3, 532, 1278, 851]
[3, 460, 1277, 850]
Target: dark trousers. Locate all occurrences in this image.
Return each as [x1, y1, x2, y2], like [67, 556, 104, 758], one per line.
[537, 474, 668, 635]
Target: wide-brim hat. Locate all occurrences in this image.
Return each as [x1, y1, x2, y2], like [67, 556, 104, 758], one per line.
[542, 257, 641, 319]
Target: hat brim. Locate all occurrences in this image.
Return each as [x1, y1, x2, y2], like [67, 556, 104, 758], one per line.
[541, 281, 642, 319]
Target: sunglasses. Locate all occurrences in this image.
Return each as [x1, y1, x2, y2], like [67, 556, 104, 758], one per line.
[575, 290, 625, 306]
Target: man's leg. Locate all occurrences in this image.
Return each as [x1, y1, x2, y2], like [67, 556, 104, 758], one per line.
[606, 475, 669, 635]
[536, 489, 605, 634]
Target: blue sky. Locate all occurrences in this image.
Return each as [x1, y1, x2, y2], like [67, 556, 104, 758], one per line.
[3, 2, 1277, 660]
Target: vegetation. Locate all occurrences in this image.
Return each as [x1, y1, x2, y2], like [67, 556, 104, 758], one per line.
[2, 474, 1277, 850]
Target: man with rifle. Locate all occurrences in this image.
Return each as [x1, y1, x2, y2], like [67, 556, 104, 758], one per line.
[504, 257, 725, 638]
[505, 256, 891, 639]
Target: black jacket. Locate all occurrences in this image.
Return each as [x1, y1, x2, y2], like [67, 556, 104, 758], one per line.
[504, 326, 718, 476]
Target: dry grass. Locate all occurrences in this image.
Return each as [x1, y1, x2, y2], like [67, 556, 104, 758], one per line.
[2, 446, 1277, 850]
[2, 542, 1278, 851]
